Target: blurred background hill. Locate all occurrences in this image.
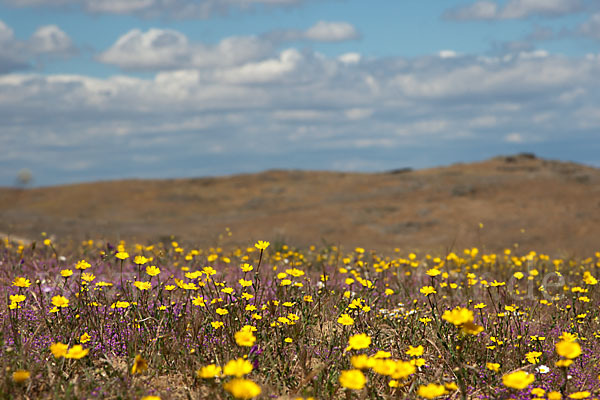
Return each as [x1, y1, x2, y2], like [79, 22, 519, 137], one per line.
[1, 154, 599, 255]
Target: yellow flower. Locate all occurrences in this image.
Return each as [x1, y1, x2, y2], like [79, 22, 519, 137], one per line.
[347, 333, 371, 350]
[81, 273, 96, 282]
[10, 294, 26, 303]
[241, 263, 253, 272]
[211, 321, 224, 329]
[12, 370, 30, 384]
[502, 370, 535, 390]
[556, 341, 581, 359]
[65, 345, 89, 359]
[417, 383, 446, 399]
[556, 359, 573, 368]
[223, 358, 253, 377]
[141, 397, 161, 400]
[406, 345, 424, 357]
[115, 251, 129, 260]
[197, 364, 222, 379]
[568, 392, 590, 399]
[133, 281, 152, 291]
[223, 378, 262, 399]
[111, 301, 130, 309]
[60, 269, 73, 278]
[235, 330, 257, 347]
[146, 265, 160, 276]
[420, 286, 436, 296]
[12, 277, 31, 288]
[391, 361, 415, 380]
[442, 307, 473, 326]
[548, 391, 562, 400]
[133, 255, 149, 265]
[372, 359, 397, 376]
[216, 308, 229, 316]
[254, 241, 270, 250]
[350, 354, 371, 370]
[513, 271, 524, 279]
[80, 332, 91, 343]
[51, 295, 69, 308]
[525, 351, 542, 364]
[486, 362, 500, 372]
[75, 260, 91, 270]
[239, 278, 252, 287]
[131, 354, 148, 374]
[337, 313, 354, 326]
[559, 332, 578, 342]
[339, 369, 366, 390]
[50, 342, 68, 358]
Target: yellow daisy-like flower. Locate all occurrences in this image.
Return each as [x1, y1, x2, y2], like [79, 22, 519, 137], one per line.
[347, 333, 371, 351]
[239, 278, 252, 287]
[146, 265, 160, 276]
[115, 251, 129, 260]
[556, 341, 581, 359]
[80, 332, 91, 343]
[12, 277, 31, 288]
[568, 392, 591, 399]
[223, 358, 253, 378]
[406, 345, 424, 357]
[223, 378, 261, 399]
[197, 364, 222, 379]
[442, 307, 473, 326]
[235, 330, 257, 347]
[81, 273, 96, 282]
[420, 286, 436, 296]
[12, 370, 30, 384]
[50, 342, 68, 358]
[10, 294, 26, 303]
[51, 295, 69, 308]
[241, 263, 253, 272]
[502, 370, 535, 390]
[133, 281, 152, 291]
[337, 313, 355, 326]
[134, 255, 149, 265]
[417, 383, 446, 399]
[216, 308, 229, 316]
[131, 354, 148, 374]
[486, 362, 500, 372]
[65, 345, 89, 359]
[254, 241, 270, 250]
[391, 361, 416, 380]
[339, 369, 366, 390]
[75, 260, 91, 270]
[60, 269, 73, 278]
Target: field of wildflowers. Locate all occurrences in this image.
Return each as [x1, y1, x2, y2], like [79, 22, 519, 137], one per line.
[2, 235, 600, 399]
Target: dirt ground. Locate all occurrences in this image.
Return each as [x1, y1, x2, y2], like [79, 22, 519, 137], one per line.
[1, 154, 599, 256]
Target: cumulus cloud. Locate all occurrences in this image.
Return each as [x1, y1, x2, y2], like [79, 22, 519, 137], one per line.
[579, 13, 600, 39]
[0, 20, 76, 73]
[30, 25, 75, 55]
[444, 0, 583, 20]
[98, 22, 358, 71]
[97, 28, 273, 70]
[303, 21, 359, 42]
[3, 46, 600, 185]
[1, 0, 307, 19]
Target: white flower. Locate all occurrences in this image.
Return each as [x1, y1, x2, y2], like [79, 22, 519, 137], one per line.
[536, 365, 550, 374]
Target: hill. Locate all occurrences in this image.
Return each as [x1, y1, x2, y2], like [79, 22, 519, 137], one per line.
[1, 154, 599, 255]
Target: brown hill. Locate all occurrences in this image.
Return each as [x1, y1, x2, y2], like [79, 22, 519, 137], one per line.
[1, 154, 599, 255]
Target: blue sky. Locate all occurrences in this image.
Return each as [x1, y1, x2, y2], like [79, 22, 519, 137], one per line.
[1, 0, 600, 186]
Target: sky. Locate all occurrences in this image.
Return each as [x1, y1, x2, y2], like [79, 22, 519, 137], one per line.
[1, 0, 600, 187]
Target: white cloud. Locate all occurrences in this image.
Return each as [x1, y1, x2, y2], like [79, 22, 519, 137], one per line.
[98, 29, 273, 70]
[1, 0, 308, 19]
[30, 25, 75, 54]
[445, 0, 583, 20]
[579, 13, 600, 39]
[0, 20, 76, 73]
[303, 21, 359, 42]
[2, 47, 600, 185]
[214, 48, 302, 83]
[338, 52, 361, 64]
